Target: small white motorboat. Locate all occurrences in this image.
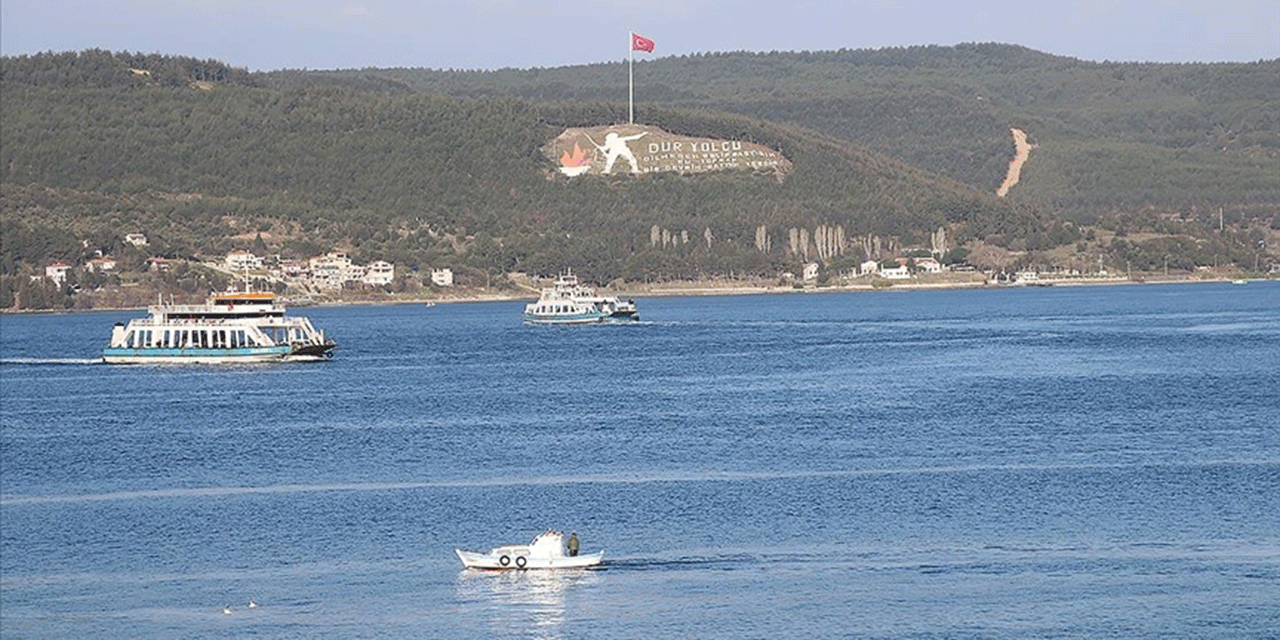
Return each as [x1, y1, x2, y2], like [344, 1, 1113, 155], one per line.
[455, 529, 603, 570]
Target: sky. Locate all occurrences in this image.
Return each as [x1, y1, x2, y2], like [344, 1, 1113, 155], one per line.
[2, 0, 1277, 71]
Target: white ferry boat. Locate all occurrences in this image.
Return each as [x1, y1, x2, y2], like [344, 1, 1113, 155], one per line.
[523, 270, 639, 325]
[456, 530, 603, 570]
[102, 287, 336, 364]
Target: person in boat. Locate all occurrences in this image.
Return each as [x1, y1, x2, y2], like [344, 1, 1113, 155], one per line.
[567, 532, 580, 557]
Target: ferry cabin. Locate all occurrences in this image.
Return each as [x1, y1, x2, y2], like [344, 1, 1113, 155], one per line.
[523, 298, 637, 324]
[105, 322, 291, 363]
[109, 323, 286, 351]
[526, 300, 600, 323]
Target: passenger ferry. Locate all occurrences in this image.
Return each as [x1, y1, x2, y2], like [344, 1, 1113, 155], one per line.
[102, 286, 336, 364]
[523, 270, 639, 325]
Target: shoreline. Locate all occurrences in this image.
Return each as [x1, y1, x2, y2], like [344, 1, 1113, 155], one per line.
[3, 274, 1270, 315]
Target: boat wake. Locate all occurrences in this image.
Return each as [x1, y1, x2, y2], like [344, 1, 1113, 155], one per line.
[0, 357, 102, 366]
[605, 553, 806, 572]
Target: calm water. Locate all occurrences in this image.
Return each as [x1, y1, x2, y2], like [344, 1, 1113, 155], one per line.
[2, 282, 1278, 639]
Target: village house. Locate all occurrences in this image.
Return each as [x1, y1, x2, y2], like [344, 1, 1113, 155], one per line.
[363, 260, 395, 286]
[803, 262, 820, 281]
[879, 265, 912, 279]
[45, 262, 72, 283]
[431, 268, 454, 286]
[124, 233, 148, 247]
[86, 257, 117, 273]
[147, 257, 171, 272]
[915, 257, 942, 273]
[309, 252, 352, 289]
[297, 251, 397, 289]
[280, 260, 309, 277]
[860, 260, 879, 276]
[225, 250, 263, 272]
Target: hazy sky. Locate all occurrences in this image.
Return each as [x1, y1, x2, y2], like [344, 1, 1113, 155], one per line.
[2, 0, 1277, 71]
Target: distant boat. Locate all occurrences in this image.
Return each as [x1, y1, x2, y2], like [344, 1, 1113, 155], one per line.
[523, 270, 639, 325]
[102, 286, 336, 364]
[1231, 279, 1247, 285]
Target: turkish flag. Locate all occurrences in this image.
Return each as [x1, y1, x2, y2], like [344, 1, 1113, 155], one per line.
[631, 32, 654, 53]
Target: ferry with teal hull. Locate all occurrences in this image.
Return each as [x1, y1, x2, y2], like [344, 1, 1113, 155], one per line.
[102, 287, 336, 364]
[523, 270, 639, 325]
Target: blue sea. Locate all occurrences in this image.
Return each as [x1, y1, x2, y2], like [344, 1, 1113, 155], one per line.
[2, 282, 1278, 639]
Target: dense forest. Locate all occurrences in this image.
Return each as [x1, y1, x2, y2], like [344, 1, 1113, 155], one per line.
[296, 44, 1280, 213]
[2, 47, 1277, 309]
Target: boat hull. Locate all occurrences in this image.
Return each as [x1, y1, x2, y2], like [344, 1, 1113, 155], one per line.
[101, 346, 291, 364]
[287, 341, 338, 360]
[455, 549, 604, 570]
[523, 312, 639, 325]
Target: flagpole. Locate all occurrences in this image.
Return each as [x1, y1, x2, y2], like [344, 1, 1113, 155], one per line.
[628, 32, 635, 124]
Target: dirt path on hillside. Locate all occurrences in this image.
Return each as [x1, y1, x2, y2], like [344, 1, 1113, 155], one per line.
[996, 128, 1032, 198]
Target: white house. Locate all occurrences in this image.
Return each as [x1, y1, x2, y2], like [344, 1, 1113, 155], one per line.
[124, 233, 148, 247]
[310, 252, 353, 289]
[802, 262, 820, 281]
[860, 260, 879, 276]
[86, 257, 117, 273]
[280, 260, 308, 277]
[45, 262, 72, 283]
[363, 260, 395, 286]
[915, 257, 942, 273]
[225, 250, 263, 271]
[431, 268, 454, 286]
[309, 251, 352, 273]
[879, 265, 911, 279]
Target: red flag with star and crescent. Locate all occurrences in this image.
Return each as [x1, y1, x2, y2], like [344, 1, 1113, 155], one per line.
[631, 32, 654, 53]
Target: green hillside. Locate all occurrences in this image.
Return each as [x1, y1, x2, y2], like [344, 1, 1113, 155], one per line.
[2, 47, 1277, 310]
[307, 44, 1279, 218]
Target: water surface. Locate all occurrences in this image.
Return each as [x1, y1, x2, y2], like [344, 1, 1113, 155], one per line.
[2, 282, 1278, 638]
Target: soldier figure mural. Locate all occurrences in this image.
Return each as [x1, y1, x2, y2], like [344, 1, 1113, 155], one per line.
[548, 125, 791, 178]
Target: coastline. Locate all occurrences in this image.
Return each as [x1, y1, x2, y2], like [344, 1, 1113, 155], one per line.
[1, 273, 1270, 315]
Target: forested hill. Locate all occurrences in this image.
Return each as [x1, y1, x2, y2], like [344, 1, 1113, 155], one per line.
[1, 49, 1025, 298]
[1, 47, 1277, 310]
[285, 43, 1280, 221]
